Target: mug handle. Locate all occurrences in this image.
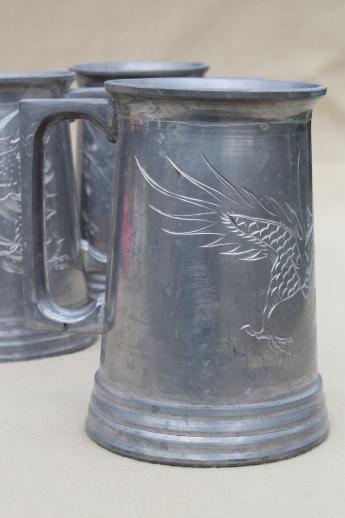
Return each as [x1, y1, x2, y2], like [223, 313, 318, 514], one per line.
[20, 98, 117, 334]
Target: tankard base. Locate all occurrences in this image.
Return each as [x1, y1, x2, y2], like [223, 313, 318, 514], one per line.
[0, 325, 97, 362]
[86, 373, 328, 467]
[85, 271, 106, 299]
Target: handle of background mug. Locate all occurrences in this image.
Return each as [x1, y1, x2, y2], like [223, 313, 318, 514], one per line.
[19, 97, 117, 334]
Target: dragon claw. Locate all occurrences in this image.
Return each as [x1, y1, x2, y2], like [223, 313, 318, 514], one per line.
[241, 324, 294, 364]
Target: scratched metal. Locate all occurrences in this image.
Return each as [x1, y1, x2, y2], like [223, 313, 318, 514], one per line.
[135, 152, 314, 363]
[20, 78, 328, 465]
[70, 61, 209, 298]
[0, 72, 96, 361]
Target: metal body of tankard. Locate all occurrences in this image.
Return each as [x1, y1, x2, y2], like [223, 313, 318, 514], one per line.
[20, 78, 328, 465]
[69, 61, 209, 297]
[0, 72, 95, 361]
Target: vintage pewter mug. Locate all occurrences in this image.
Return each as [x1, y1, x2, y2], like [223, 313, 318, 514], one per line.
[0, 72, 96, 361]
[69, 61, 209, 297]
[20, 78, 328, 465]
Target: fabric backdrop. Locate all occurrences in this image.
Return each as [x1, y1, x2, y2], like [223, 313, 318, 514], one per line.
[1, 0, 344, 161]
[0, 3, 344, 517]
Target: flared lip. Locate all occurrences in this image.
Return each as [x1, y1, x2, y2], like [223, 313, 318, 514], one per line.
[104, 78, 327, 100]
[70, 61, 209, 78]
[0, 71, 75, 85]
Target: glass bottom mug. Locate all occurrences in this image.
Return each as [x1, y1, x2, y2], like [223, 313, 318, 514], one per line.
[0, 71, 96, 361]
[20, 78, 329, 466]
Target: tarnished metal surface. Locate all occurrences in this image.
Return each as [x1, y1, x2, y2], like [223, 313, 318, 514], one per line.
[70, 61, 209, 298]
[0, 73, 96, 361]
[21, 78, 328, 465]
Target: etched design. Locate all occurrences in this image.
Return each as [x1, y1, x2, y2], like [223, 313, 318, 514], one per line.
[42, 131, 71, 271]
[0, 109, 70, 275]
[136, 153, 314, 362]
[0, 110, 25, 274]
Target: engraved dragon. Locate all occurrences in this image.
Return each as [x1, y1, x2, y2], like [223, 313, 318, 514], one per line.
[0, 109, 69, 274]
[136, 153, 314, 361]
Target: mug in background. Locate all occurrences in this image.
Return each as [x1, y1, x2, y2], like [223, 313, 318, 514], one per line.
[20, 78, 328, 465]
[0, 72, 96, 361]
[69, 61, 209, 297]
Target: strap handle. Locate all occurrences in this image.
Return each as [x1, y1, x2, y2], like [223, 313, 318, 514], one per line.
[20, 98, 117, 334]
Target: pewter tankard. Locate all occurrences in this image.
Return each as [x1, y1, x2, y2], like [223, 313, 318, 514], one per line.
[20, 78, 328, 465]
[0, 72, 95, 361]
[69, 61, 209, 297]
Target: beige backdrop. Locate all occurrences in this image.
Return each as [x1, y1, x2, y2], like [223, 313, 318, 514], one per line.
[1, 2, 345, 518]
[1, 0, 345, 160]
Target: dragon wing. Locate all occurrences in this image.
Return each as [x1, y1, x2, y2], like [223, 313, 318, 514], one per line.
[135, 154, 299, 262]
[0, 110, 23, 273]
[0, 110, 21, 216]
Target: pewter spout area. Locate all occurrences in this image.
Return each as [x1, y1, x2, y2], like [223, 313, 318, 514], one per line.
[85, 78, 328, 465]
[0, 73, 96, 360]
[72, 61, 209, 298]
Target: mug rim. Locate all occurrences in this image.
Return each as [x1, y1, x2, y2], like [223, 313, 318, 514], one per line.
[0, 71, 75, 85]
[104, 77, 327, 100]
[70, 61, 209, 78]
